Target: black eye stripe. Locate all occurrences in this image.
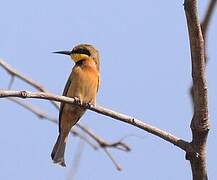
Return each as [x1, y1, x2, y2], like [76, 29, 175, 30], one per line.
[72, 48, 91, 56]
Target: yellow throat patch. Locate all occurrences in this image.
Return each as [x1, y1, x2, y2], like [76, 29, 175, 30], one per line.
[71, 53, 89, 63]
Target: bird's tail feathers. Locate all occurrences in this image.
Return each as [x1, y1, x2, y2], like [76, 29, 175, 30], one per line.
[51, 134, 67, 167]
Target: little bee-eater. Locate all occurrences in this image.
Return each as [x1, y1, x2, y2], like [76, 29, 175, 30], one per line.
[51, 44, 100, 167]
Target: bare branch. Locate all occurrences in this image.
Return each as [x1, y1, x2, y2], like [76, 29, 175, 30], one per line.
[0, 89, 191, 152]
[184, 0, 210, 179]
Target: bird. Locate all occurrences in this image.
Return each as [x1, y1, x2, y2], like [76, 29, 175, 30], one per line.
[51, 44, 100, 167]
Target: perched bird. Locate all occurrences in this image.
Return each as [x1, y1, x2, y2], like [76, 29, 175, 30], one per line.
[51, 44, 100, 167]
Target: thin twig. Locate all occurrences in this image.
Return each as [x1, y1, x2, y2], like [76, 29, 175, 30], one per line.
[67, 139, 85, 180]
[103, 148, 122, 171]
[7, 97, 98, 150]
[202, 0, 217, 63]
[201, 0, 217, 39]
[0, 59, 60, 109]
[8, 76, 15, 89]
[0, 90, 191, 152]
[8, 97, 57, 122]
[77, 124, 130, 152]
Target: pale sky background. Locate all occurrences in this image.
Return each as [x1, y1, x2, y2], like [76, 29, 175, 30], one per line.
[0, 0, 217, 179]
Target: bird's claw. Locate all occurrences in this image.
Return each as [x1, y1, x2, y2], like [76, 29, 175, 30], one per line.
[74, 97, 82, 106]
[84, 102, 93, 108]
[73, 97, 94, 108]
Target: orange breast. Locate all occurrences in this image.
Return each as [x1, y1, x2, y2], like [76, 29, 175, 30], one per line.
[67, 58, 99, 104]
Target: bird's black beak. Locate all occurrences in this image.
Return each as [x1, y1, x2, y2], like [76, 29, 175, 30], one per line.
[53, 51, 72, 55]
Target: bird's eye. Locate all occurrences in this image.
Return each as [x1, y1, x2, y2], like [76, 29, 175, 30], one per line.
[72, 48, 91, 56]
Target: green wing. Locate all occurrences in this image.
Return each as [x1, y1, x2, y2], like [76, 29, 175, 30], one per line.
[58, 72, 72, 132]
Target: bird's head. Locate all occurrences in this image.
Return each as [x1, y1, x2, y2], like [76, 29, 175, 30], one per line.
[54, 44, 100, 70]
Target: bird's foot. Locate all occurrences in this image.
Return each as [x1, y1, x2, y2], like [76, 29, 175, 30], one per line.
[74, 97, 82, 106]
[84, 102, 93, 108]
